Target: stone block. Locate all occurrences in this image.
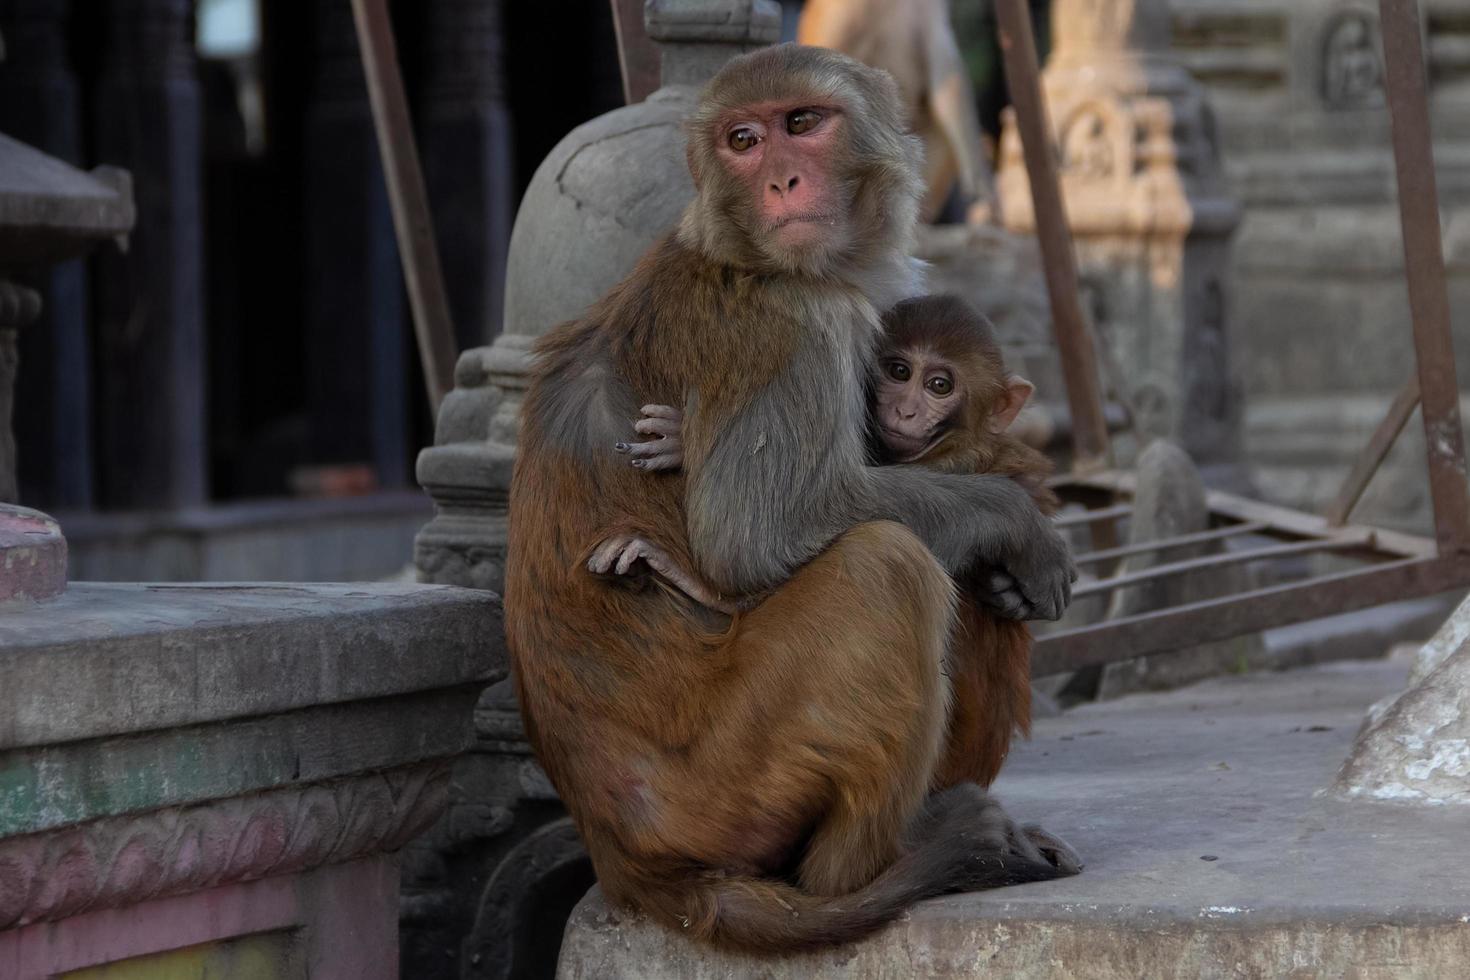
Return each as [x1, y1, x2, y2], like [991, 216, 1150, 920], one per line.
[1335, 593, 1470, 806]
[0, 581, 502, 978]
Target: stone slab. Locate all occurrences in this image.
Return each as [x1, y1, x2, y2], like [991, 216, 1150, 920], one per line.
[0, 133, 134, 265]
[0, 581, 503, 750]
[558, 660, 1470, 978]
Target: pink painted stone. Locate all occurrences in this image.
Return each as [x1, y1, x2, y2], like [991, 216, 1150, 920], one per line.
[0, 504, 66, 602]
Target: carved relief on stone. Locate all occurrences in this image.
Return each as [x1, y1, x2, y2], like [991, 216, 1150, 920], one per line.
[1060, 103, 1120, 180]
[0, 762, 449, 930]
[1321, 6, 1385, 109]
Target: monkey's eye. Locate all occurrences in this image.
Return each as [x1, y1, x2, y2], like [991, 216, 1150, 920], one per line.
[787, 109, 823, 135]
[728, 128, 760, 152]
[884, 360, 911, 382]
[926, 376, 954, 397]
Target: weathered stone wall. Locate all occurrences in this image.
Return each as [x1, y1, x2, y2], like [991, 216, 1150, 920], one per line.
[1171, 0, 1470, 527]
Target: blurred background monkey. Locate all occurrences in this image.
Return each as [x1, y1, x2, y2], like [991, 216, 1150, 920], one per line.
[799, 0, 996, 222]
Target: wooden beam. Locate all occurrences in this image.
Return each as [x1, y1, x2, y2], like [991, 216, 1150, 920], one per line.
[350, 0, 459, 413]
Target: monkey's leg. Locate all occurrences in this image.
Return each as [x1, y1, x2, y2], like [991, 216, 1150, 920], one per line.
[724, 521, 958, 897]
[933, 603, 1033, 789]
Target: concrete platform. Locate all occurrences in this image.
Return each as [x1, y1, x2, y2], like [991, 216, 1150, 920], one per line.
[558, 660, 1470, 978]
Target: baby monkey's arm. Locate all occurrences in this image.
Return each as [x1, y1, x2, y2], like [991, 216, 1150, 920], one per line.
[613, 404, 684, 471]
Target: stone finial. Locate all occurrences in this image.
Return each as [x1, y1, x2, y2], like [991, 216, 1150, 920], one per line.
[416, 0, 782, 596]
[645, 0, 783, 88]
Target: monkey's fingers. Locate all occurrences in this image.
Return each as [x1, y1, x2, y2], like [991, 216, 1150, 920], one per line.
[634, 417, 681, 439]
[640, 404, 683, 422]
[614, 540, 653, 576]
[623, 440, 673, 462]
[633, 451, 684, 472]
[587, 535, 635, 574]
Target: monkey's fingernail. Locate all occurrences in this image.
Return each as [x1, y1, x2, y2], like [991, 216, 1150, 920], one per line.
[614, 443, 628, 452]
[632, 460, 644, 468]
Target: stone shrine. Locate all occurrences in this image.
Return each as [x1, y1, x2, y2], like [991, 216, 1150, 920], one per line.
[998, 0, 1247, 482]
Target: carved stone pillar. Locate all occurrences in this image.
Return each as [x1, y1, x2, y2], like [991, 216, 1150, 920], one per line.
[303, 0, 408, 488]
[0, 0, 93, 509]
[419, 0, 513, 351]
[997, 0, 1244, 478]
[91, 0, 208, 508]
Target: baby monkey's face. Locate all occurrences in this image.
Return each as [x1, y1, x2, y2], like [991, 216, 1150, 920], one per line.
[873, 346, 960, 462]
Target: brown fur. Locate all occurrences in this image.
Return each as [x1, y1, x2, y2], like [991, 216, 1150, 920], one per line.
[879, 296, 1059, 788]
[505, 46, 1075, 955]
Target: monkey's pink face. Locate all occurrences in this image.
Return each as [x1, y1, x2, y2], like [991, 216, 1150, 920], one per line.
[716, 102, 848, 254]
[874, 348, 958, 461]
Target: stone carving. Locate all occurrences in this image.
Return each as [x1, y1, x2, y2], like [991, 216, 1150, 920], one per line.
[1061, 106, 1116, 179]
[0, 761, 449, 930]
[1322, 7, 1385, 109]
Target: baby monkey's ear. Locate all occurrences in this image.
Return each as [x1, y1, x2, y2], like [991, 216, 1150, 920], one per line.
[987, 374, 1035, 433]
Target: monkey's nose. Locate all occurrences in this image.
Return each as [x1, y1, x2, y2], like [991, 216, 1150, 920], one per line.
[768, 175, 800, 196]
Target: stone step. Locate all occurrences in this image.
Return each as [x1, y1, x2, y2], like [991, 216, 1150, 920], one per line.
[557, 660, 1470, 978]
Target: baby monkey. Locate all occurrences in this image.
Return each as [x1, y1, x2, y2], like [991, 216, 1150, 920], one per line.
[603, 293, 1057, 786]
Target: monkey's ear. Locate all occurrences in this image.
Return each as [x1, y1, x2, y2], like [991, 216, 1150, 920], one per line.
[988, 375, 1035, 433]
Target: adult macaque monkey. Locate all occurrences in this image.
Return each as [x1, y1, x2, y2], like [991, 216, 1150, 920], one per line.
[506, 45, 1077, 954]
[621, 294, 1057, 787]
[799, 0, 995, 222]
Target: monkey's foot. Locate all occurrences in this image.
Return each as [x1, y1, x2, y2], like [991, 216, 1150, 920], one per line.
[919, 785, 1082, 891]
[586, 534, 738, 615]
[1020, 824, 1083, 875]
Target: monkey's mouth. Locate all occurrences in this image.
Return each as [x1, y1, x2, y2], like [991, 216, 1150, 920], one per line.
[881, 426, 946, 463]
[769, 211, 837, 231]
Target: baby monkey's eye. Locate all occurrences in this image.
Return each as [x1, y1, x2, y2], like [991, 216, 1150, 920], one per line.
[926, 376, 954, 396]
[728, 128, 760, 152]
[787, 109, 822, 135]
[885, 360, 911, 382]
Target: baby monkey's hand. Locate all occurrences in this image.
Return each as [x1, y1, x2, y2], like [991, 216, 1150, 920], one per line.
[614, 404, 684, 471]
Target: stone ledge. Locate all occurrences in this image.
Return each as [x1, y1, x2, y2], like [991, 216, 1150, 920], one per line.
[558, 661, 1470, 978]
[0, 581, 502, 749]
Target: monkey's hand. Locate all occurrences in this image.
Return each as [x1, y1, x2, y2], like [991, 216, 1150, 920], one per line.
[614, 404, 684, 472]
[586, 533, 738, 615]
[969, 512, 1076, 622]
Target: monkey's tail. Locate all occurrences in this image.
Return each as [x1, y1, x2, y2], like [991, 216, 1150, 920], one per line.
[618, 867, 920, 954]
[608, 809, 1061, 954]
